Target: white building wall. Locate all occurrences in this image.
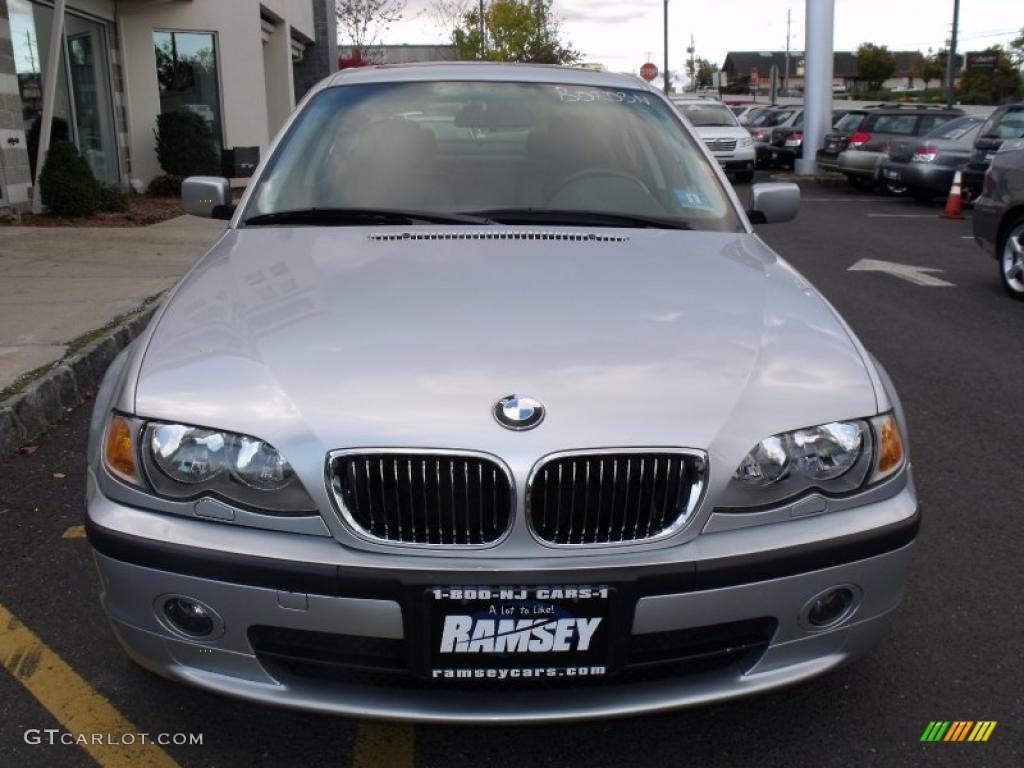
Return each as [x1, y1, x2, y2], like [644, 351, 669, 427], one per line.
[117, 0, 310, 186]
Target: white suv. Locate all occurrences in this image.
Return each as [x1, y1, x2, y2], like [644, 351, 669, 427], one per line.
[674, 99, 756, 182]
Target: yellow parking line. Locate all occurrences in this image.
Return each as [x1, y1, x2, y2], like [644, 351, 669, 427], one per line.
[62, 525, 86, 539]
[353, 722, 415, 768]
[0, 603, 179, 768]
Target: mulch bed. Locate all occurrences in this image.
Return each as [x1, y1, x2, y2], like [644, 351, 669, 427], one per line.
[1, 196, 185, 227]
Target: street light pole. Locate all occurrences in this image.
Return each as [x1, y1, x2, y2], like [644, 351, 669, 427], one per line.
[795, 0, 834, 175]
[663, 0, 670, 94]
[944, 0, 960, 108]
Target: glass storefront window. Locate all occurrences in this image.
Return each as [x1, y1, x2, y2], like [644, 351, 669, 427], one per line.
[153, 31, 223, 156]
[7, 0, 119, 184]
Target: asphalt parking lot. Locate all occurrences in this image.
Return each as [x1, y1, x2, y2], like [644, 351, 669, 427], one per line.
[0, 176, 1021, 768]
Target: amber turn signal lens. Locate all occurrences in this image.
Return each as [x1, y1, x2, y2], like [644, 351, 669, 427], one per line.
[868, 413, 905, 485]
[105, 415, 136, 478]
[877, 416, 904, 474]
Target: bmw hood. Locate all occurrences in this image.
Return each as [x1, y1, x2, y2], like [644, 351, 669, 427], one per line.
[134, 227, 878, 478]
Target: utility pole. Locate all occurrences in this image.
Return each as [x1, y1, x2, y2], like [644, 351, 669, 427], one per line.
[479, 0, 486, 59]
[25, 31, 37, 72]
[663, 0, 670, 94]
[944, 0, 960, 108]
[784, 9, 791, 91]
[687, 33, 695, 91]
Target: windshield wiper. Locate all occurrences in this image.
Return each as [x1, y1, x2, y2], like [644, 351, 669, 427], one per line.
[243, 208, 493, 227]
[464, 208, 692, 230]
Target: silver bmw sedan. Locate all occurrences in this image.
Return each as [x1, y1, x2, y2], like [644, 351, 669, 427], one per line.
[86, 63, 918, 723]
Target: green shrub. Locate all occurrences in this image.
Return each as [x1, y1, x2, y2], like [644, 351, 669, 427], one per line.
[98, 184, 130, 212]
[39, 141, 101, 217]
[155, 111, 219, 177]
[146, 174, 183, 198]
[27, 115, 69, 179]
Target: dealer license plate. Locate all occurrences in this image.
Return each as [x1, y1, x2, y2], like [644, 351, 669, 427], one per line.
[427, 585, 611, 682]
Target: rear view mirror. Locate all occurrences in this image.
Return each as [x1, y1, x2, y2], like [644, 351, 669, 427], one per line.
[182, 176, 234, 220]
[747, 182, 800, 224]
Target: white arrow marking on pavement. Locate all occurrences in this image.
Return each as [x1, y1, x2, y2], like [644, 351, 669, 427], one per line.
[848, 258, 956, 287]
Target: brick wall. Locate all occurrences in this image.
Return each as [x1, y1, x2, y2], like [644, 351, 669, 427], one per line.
[293, 0, 337, 100]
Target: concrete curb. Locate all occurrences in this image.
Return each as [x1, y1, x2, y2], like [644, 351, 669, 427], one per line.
[0, 306, 157, 458]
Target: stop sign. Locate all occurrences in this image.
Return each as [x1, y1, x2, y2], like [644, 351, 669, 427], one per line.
[640, 62, 659, 82]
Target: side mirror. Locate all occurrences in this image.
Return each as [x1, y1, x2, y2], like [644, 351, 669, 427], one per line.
[747, 182, 800, 224]
[182, 176, 234, 220]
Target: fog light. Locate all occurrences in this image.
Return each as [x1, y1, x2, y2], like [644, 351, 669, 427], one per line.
[163, 597, 216, 637]
[806, 587, 855, 628]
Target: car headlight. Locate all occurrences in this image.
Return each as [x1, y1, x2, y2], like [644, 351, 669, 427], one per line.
[102, 413, 315, 513]
[739, 136, 753, 148]
[718, 413, 905, 510]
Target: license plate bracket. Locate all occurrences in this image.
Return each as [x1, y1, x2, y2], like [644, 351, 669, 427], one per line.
[423, 585, 615, 682]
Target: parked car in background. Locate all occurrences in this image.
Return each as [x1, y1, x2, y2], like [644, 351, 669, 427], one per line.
[748, 106, 802, 167]
[962, 103, 1024, 203]
[735, 105, 771, 126]
[973, 138, 1024, 300]
[830, 105, 964, 190]
[676, 100, 756, 182]
[814, 108, 885, 171]
[728, 104, 760, 124]
[765, 109, 859, 170]
[832, 83, 847, 95]
[878, 115, 984, 199]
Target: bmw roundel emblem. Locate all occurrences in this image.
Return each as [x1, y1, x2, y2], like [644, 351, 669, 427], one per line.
[494, 394, 545, 431]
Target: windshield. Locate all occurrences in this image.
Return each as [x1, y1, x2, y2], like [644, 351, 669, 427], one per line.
[749, 109, 793, 127]
[980, 107, 1024, 140]
[679, 103, 738, 127]
[924, 115, 982, 141]
[244, 81, 741, 232]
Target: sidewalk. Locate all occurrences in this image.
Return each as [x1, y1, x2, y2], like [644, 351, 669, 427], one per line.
[0, 215, 226, 394]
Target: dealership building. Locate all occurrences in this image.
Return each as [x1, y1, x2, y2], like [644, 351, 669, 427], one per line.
[0, 0, 336, 211]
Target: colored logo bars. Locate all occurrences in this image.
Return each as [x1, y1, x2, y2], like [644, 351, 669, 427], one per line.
[920, 721, 997, 742]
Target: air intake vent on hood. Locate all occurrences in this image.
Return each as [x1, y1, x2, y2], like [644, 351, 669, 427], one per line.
[368, 231, 630, 243]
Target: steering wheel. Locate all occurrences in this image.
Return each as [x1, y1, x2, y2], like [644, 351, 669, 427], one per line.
[547, 168, 656, 205]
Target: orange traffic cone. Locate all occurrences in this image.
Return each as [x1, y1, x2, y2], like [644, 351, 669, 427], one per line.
[942, 167, 965, 220]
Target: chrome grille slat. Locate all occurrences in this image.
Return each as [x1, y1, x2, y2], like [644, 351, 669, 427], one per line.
[329, 451, 513, 546]
[703, 137, 738, 152]
[529, 451, 706, 546]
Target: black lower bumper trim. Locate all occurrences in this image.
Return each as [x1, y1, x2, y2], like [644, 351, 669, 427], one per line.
[85, 509, 919, 600]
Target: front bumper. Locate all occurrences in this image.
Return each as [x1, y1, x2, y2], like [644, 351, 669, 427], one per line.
[961, 163, 988, 199]
[710, 147, 755, 174]
[86, 476, 919, 723]
[971, 193, 1003, 256]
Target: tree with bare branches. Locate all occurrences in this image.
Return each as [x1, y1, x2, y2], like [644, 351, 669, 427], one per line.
[429, 0, 471, 37]
[336, 0, 406, 57]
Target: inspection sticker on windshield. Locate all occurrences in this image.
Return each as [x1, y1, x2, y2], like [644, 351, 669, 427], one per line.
[674, 189, 714, 210]
[427, 586, 610, 681]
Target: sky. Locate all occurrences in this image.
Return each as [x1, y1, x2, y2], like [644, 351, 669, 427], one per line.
[377, 0, 1022, 80]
